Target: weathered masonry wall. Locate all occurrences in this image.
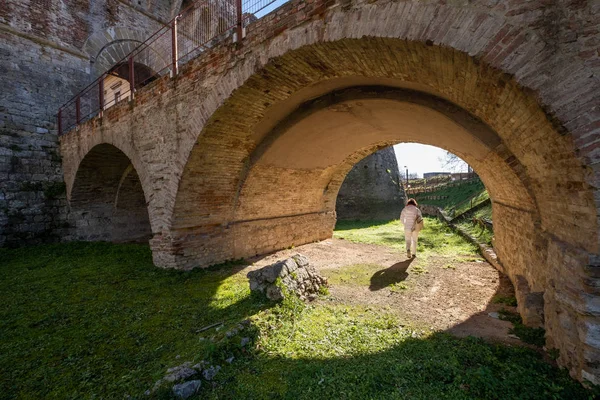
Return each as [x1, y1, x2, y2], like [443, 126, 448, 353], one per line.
[336, 147, 403, 221]
[0, 0, 185, 246]
[0, 28, 89, 246]
[59, 0, 599, 385]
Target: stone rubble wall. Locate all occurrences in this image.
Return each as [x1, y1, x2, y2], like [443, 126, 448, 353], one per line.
[336, 147, 404, 221]
[247, 254, 328, 301]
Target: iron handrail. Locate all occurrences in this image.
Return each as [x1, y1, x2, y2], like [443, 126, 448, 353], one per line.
[57, 0, 282, 135]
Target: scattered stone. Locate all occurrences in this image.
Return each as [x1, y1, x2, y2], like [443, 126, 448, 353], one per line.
[164, 363, 197, 383]
[172, 380, 202, 399]
[202, 365, 221, 381]
[247, 254, 328, 301]
[192, 362, 205, 371]
[226, 356, 235, 364]
[240, 337, 250, 347]
[225, 328, 239, 338]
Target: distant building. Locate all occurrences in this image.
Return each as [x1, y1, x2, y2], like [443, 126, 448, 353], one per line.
[451, 172, 470, 181]
[423, 172, 451, 179]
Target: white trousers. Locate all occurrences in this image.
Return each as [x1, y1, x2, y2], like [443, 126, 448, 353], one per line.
[404, 229, 419, 254]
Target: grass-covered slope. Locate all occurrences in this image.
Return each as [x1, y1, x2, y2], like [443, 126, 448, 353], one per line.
[415, 179, 488, 216]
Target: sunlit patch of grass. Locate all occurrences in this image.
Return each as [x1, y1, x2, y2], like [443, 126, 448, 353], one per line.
[415, 180, 486, 211]
[389, 282, 408, 292]
[443, 264, 456, 270]
[324, 263, 385, 286]
[334, 217, 479, 257]
[207, 302, 598, 399]
[410, 264, 428, 275]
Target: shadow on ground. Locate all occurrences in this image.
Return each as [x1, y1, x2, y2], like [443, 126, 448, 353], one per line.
[369, 258, 413, 291]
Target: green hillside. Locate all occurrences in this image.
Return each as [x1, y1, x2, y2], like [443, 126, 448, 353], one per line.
[414, 179, 488, 217]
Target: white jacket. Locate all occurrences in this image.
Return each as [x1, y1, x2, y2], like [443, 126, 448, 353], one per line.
[400, 204, 422, 231]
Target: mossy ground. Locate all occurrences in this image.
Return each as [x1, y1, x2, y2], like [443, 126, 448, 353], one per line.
[0, 223, 597, 399]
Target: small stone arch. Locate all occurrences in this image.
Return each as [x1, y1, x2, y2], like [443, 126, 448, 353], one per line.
[82, 27, 167, 77]
[68, 143, 152, 243]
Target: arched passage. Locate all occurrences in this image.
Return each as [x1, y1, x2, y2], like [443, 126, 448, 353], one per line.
[69, 144, 152, 243]
[156, 39, 599, 382]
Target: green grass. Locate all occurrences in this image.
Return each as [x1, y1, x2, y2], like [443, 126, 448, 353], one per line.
[1, 237, 597, 398]
[326, 263, 387, 286]
[498, 309, 547, 348]
[493, 295, 518, 307]
[334, 217, 479, 257]
[204, 302, 596, 399]
[0, 242, 266, 398]
[455, 204, 494, 246]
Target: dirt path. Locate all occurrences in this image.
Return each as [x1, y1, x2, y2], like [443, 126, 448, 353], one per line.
[249, 238, 520, 345]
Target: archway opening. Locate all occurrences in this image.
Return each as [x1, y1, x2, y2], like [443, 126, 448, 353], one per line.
[220, 85, 550, 328]
[136, 34, 598, 383]
[103, 62, 157, 109]
[69, 144, 151, 243]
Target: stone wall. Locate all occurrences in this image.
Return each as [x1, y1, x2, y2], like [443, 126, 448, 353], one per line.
[0, 29, 89, 246]
[0, 0, 180, 246]
[69, 144, 151, 242]
[336, 147, 404, 221]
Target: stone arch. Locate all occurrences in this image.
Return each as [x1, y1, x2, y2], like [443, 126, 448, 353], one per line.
[162, 30, 598, 381]
[68, 143, 152, 243]
[82, 27, 167, 77]
[59, 0, 599, 382]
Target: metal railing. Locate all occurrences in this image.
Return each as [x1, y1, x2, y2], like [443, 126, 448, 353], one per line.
[57, 0, 282, 135]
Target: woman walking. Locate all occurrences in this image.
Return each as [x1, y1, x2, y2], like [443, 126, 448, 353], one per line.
[400, 198, 423, 258]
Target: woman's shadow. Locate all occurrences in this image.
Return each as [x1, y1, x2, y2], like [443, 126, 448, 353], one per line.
[369, 258, 414, 291]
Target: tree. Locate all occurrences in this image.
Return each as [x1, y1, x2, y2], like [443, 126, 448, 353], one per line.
[440, 151, 469, 173]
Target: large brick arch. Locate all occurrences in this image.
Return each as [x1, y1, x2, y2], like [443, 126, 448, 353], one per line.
[59, 0, 600, 383]
[162, 6, 599, 382]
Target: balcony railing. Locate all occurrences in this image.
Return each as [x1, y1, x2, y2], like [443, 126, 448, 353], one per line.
[57, 0, 283, 135]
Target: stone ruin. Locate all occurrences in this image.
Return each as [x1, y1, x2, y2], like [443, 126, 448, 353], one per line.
[247, 254, 327, 301]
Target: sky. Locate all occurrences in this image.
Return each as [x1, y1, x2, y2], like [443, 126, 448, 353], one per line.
[254, 0, 291, 17]
[393, 143, 467, 178]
